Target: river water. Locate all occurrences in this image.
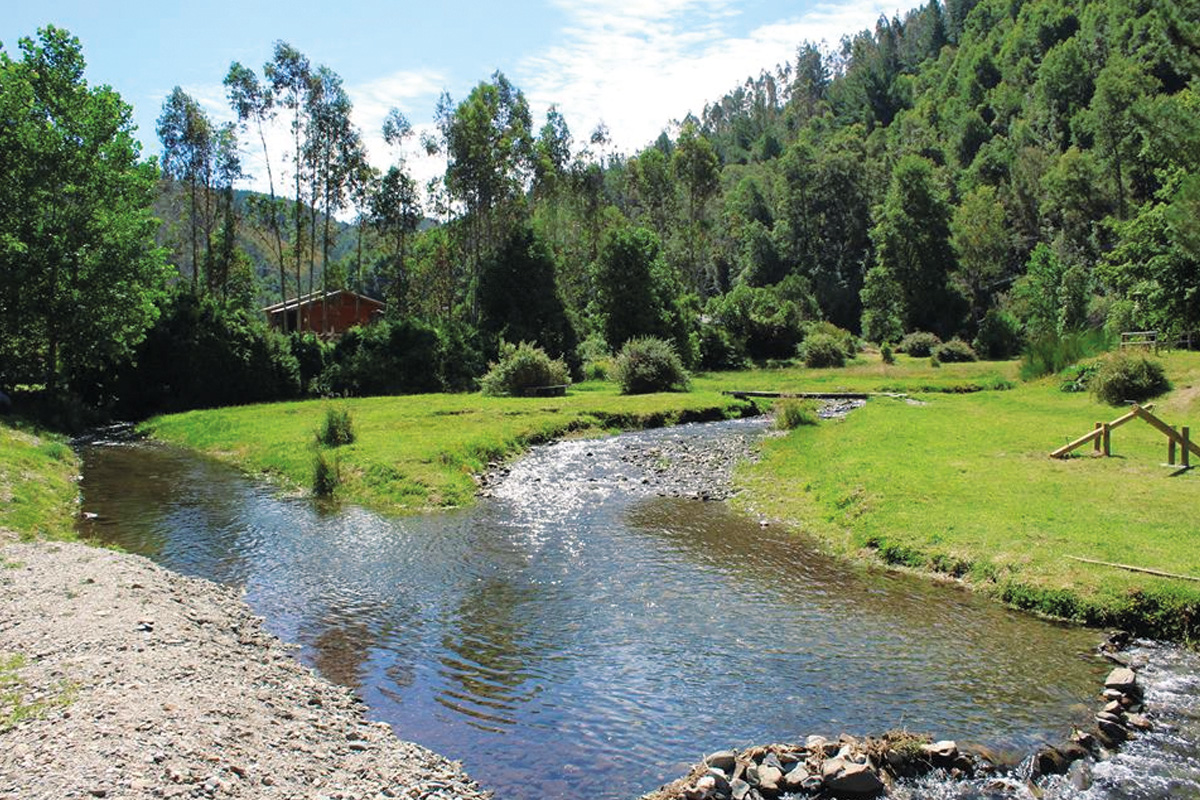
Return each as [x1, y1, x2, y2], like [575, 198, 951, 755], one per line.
[75, 419, 1198, 799]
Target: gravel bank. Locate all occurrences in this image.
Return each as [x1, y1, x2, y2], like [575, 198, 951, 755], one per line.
[0, 540, 488, 800]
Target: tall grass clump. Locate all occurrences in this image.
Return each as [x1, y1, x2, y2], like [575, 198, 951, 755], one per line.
[480, 341, 570, 397]
[1019, 330, 1111, 380]
[612, 337, 689, 394]
[317, 406, 355, 447]
[313, 450, 340, 497]
[775, 399, 820, 429]
[1090, 352, 1171, 405]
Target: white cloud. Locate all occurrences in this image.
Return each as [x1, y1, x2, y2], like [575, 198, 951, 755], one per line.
[520, 0, 896, 155]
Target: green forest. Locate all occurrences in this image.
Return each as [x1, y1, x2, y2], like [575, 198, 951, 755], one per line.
[2, 0, 1199, 423]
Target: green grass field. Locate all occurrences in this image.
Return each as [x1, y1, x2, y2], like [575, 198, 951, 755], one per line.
[736, 351, 1200, 641]
[0, 421, 79, 541]
[143, 386, 757, 511]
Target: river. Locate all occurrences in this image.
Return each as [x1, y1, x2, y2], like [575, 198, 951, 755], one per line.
[75, 419, 1198, 799]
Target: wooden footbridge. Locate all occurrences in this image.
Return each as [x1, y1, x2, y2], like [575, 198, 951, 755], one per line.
[1050, 403, 1198, 468]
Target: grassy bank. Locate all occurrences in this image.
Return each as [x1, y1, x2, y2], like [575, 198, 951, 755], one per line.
[143, 385, 757, 512]
[0, 420, 80, 542]
[737, 351, 1200, 642]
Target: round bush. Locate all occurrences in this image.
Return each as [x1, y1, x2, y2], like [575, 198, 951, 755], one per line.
[480, 341, 570, 397]
[801, 332, 847, 368]
[1090, 353, 1171, 406]
[898, 331, 942, 357]
[933, 338, 978, 363]
[612, 337, 689, 395]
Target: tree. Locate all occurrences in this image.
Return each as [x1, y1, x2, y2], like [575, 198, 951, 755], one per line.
[0, 27, 169, 396]
[867, 155, 964, 337]
[157, 87, 213, 290]
[672, 120, 720, 293]
[477, 225, 577, 364]
[951, 185, 1011, 324]
[592, 226, 690, 361]
[225, 59, 288, 320]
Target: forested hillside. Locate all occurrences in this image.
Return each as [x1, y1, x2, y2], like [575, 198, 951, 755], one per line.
[4, 0, 1199, 420]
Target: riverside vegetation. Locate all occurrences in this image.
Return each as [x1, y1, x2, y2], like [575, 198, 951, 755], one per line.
[135, 350, 1200, 642]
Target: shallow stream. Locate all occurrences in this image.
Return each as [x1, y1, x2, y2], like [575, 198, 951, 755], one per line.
[76, 419, 1198, 799]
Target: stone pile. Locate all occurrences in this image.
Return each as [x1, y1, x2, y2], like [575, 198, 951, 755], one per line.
[649, 632, 1152, 800]
[650, 733, 983, 800]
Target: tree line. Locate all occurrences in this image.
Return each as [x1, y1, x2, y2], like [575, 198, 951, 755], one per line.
[2, 0, 1199, 424]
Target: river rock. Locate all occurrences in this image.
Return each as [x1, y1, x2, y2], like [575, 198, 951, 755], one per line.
[922, 740, 958, 766]
[706, 751, 738, 774]
[1104, 667, 1138, 693]
[821, 757, 885, 797]
[782, 766, 810, 791]
[730, 777, 752, 800]
[1125, 713, 1153, 731]
[755, 765, 782, 794]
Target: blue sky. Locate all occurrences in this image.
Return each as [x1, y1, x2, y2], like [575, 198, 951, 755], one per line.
[3, 0, 897, 191]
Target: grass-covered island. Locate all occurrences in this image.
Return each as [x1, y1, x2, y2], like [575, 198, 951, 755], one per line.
[136, 352, 1200, 643]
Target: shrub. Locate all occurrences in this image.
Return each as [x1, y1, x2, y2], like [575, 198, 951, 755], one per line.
[801, 332, 847, 368]
[317, 407, 355, 447]
[1059, 362, 1100, 393]
[578, 335, 613, 381]
[881, 344, 896, 364]
[479, 341, 570, 397]
[1019, 330, 1111, 380]
[612, 337, 689, 394]
[972, 309, 1023, 360]
[806, 321, 858, 358]
[322, 318, 444, 397]
[775, 399, 819, 429]
[697, 323, 746, 371]
[934, 338, 978, 363]
[1090, 352, 1171, 406]
[897, 331, 942, 357]
[312, 450, 340, 497]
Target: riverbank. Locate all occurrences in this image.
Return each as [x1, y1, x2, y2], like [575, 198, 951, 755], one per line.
[735, 351, 1200, 643]
[0, 420, 80, 541]
[141, 388, 758, 513]
[0, 539, 489, 800]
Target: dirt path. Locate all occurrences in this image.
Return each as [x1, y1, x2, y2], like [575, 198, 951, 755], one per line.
[0, 540, 489, 800]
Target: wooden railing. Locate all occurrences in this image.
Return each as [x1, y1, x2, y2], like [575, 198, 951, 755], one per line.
[1050, 403, 1196, 467]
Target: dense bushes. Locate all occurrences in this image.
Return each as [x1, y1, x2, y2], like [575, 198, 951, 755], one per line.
[972, 309, 1023, 360]
[897, 331, 941, 357]
[1090, 353, 1171, 405]
[117, 292, 301, 417]
[933, 338, 978, 363]
[800, 333, 848, 368]
[321, 317, 479, 397]
[612, 337, 690, 394]
[480, 341, 569, 397]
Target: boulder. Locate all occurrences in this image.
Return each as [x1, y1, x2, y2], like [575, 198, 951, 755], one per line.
[782, 767, 810, 792]
[821, 757, 885, 797]
[921, 740, 958, 766]
[755, 766, 782, 795]
[705, 751, 738, 775]
[1104, 667, 1138, 694]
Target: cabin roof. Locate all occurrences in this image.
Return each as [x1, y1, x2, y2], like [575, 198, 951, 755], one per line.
[262, 289, 385, 315]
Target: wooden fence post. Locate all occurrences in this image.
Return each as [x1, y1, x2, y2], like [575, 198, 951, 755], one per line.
[1094, 422, 1102, 454]
[1103, 422, 1111, 456]
[1184, 427, 1191, 469]
[1170, 427, 1178, 465]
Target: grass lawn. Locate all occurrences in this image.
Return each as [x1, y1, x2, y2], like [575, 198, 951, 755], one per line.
[736, 351, 1200, 641]
[143, 384, 758, 512]
[0, 420, 80, 542]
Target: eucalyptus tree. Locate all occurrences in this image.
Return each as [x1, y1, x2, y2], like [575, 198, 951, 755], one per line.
[672, 119, 720, 293]
[224, 59, 288, 320]
[265, 41, 313, 321]
[432, 72, 534, 319]
[371, 108, 422, 312]
[157, 87, 214, 290]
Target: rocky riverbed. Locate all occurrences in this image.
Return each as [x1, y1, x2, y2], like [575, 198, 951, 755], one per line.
[0, 539, 489, 800]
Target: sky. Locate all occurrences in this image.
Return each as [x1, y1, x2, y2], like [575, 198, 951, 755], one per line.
[2, 0, 899, 194]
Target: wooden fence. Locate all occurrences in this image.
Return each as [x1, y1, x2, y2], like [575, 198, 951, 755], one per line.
[1050, 403, 1197, 467]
